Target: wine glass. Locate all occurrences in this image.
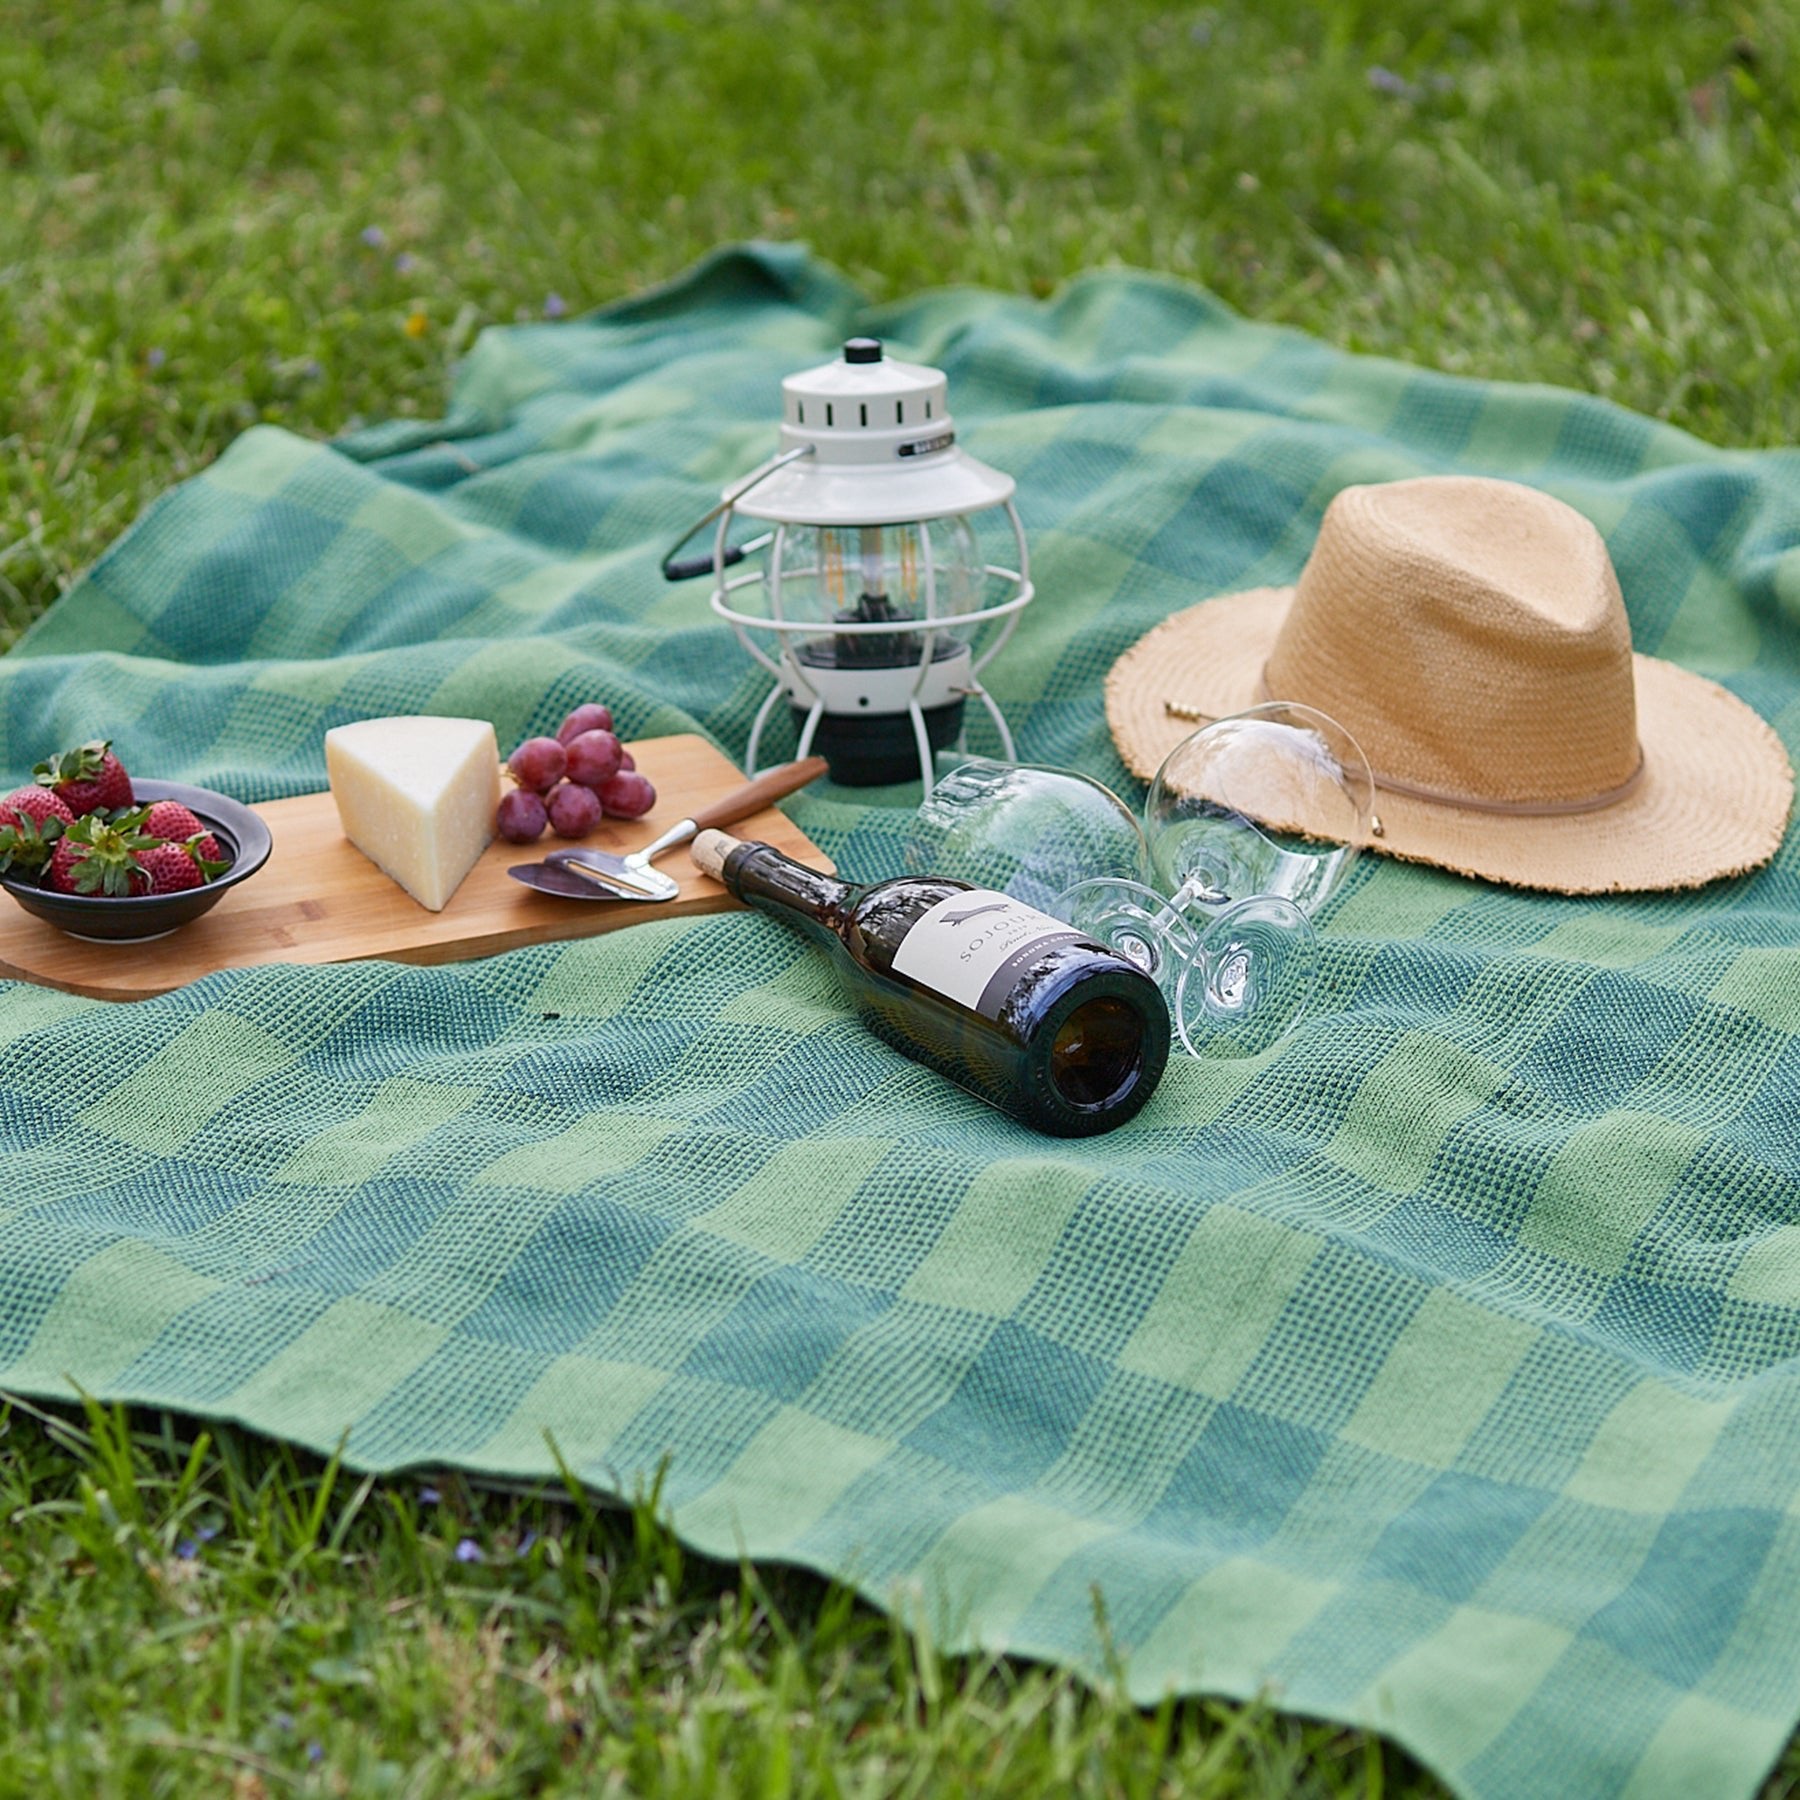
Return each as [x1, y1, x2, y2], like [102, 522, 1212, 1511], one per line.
[904, 709, 1372, 1060]
[1146, 702, 1374, 919]
[902, 758, 1150, 912]
[1065, 702, 1374, 1057]
[900, 756, 1296, 1062]
[904, 759, 1252, 1056]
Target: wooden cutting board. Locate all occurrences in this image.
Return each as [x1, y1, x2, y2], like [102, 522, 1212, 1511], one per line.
[0, 735, 833, 1002]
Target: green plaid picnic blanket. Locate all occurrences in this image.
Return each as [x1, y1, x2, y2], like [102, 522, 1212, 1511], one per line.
[5, 243, 1800, 1800]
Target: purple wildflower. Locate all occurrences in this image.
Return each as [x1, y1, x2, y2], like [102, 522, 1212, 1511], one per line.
[543, 292, 567, 319]
[393, 251, 417, 273]
[419, 1485, 440, 1505]
[1366, 66, 1419, 99]
[307, 1741, 324, 1764]
[145, 347, 167, 370]
[454, 1537, 483, 1564]
[359, 225, 387, 250]
[175, 1523, 215, 1560]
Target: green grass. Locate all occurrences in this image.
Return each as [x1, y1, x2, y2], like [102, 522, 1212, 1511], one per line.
[6, 0, 1800, 655]
[1, 1395, 1403, 1797]
[6, 0, 1800, 1790]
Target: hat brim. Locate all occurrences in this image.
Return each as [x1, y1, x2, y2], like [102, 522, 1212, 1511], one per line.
[1104, 588, 1795, 895]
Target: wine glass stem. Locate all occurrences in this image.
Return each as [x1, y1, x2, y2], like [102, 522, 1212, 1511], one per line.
[1170, 872, 1229, 911]
[1144, 894, 1191, 945]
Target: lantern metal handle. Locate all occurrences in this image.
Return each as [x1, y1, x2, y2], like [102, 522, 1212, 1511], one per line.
[658, 445, 815, 582]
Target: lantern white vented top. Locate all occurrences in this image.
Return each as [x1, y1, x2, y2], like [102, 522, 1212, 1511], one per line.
[730, 337, 1017, 528]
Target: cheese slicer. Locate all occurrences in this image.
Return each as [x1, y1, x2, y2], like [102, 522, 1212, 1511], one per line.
[507, 755, 828, 902]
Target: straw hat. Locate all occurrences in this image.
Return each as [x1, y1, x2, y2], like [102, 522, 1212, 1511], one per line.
[1104, 476, 1793, 894]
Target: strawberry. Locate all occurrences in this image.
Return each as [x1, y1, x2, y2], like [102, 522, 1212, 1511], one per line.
[140, 803, 227, 872]
[182, 832, 229, 878]
[132, 843, 205, 895]
[141, 800, 205, 841]
[52, 811, 157, 896]
[44, 836, 90, 895]
[2, 786, 74, 831]
[0, 786, 73, 875]
[34, 740, 134, 815]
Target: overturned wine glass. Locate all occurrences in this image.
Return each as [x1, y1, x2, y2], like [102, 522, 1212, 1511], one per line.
[1062, 703, 1375, 1058]
[902, 757, 1150, 912]
[905, 703, 1375, 1059]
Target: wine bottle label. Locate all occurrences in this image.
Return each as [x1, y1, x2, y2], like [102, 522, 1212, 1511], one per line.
[890, 888, 1084, 1020]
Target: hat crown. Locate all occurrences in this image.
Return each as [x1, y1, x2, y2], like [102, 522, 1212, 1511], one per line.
[1266, 478, 1640, 806]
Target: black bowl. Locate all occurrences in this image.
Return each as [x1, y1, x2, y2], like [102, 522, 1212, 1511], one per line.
[1, 779, 273, 943]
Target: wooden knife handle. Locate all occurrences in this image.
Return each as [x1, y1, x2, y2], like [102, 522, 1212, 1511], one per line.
[687, 756, 829, 833]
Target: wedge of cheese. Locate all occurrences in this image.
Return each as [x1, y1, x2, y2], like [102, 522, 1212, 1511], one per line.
[324, 716, 501, 911]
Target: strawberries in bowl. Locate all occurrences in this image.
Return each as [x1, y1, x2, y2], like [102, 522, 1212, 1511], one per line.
[0, 768, 271, 944]
[33, 739, 135, 816]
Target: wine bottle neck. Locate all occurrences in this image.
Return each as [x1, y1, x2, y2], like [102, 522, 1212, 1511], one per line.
[721, 841, 858, 941]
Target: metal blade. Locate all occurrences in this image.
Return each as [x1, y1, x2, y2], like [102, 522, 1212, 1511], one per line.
[507, 861, 676, 902]
[547, 847, 681, 901]
[544, 846, 646, 875]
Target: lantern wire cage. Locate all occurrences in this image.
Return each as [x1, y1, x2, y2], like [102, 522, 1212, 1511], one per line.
[663, 338, 1034, 791]
[707, 449, 1032, 787]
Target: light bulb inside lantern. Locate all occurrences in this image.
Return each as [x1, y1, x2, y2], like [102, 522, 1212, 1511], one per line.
[767, 516, 986, 667]
[749, 516, 994, 785]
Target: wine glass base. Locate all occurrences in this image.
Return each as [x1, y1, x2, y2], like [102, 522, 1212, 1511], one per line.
[1056, 877, 1198, 985]
[1176, 895, 1317, 1060]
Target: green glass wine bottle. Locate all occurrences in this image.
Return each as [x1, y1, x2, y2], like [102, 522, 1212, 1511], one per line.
[693, 830, 1170, 1136]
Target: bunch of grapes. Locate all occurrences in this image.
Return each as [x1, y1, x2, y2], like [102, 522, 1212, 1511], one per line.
[498, 703, 657, 843]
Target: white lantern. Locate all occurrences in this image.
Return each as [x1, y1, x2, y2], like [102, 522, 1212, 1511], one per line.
[663, 338, 1032, 788]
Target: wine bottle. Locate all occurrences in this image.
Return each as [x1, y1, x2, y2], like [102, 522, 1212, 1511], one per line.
[692, 830, 1170, 1136]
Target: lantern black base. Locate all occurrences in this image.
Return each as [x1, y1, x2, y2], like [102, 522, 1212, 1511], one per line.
[793, 699, 968, 787]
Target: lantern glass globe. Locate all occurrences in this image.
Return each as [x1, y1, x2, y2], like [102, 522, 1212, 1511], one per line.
[765, 516, 986, 651]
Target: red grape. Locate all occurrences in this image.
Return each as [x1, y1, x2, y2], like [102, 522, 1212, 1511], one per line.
[564, 728, 622, 788]
[597, 770, 656, 819]
[547, 781, 604, 837]
[496, 788, 548, 843]
[556, 703, 613, 745]
[617, 747, 635, 771]
[507, 735, 566, 793]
